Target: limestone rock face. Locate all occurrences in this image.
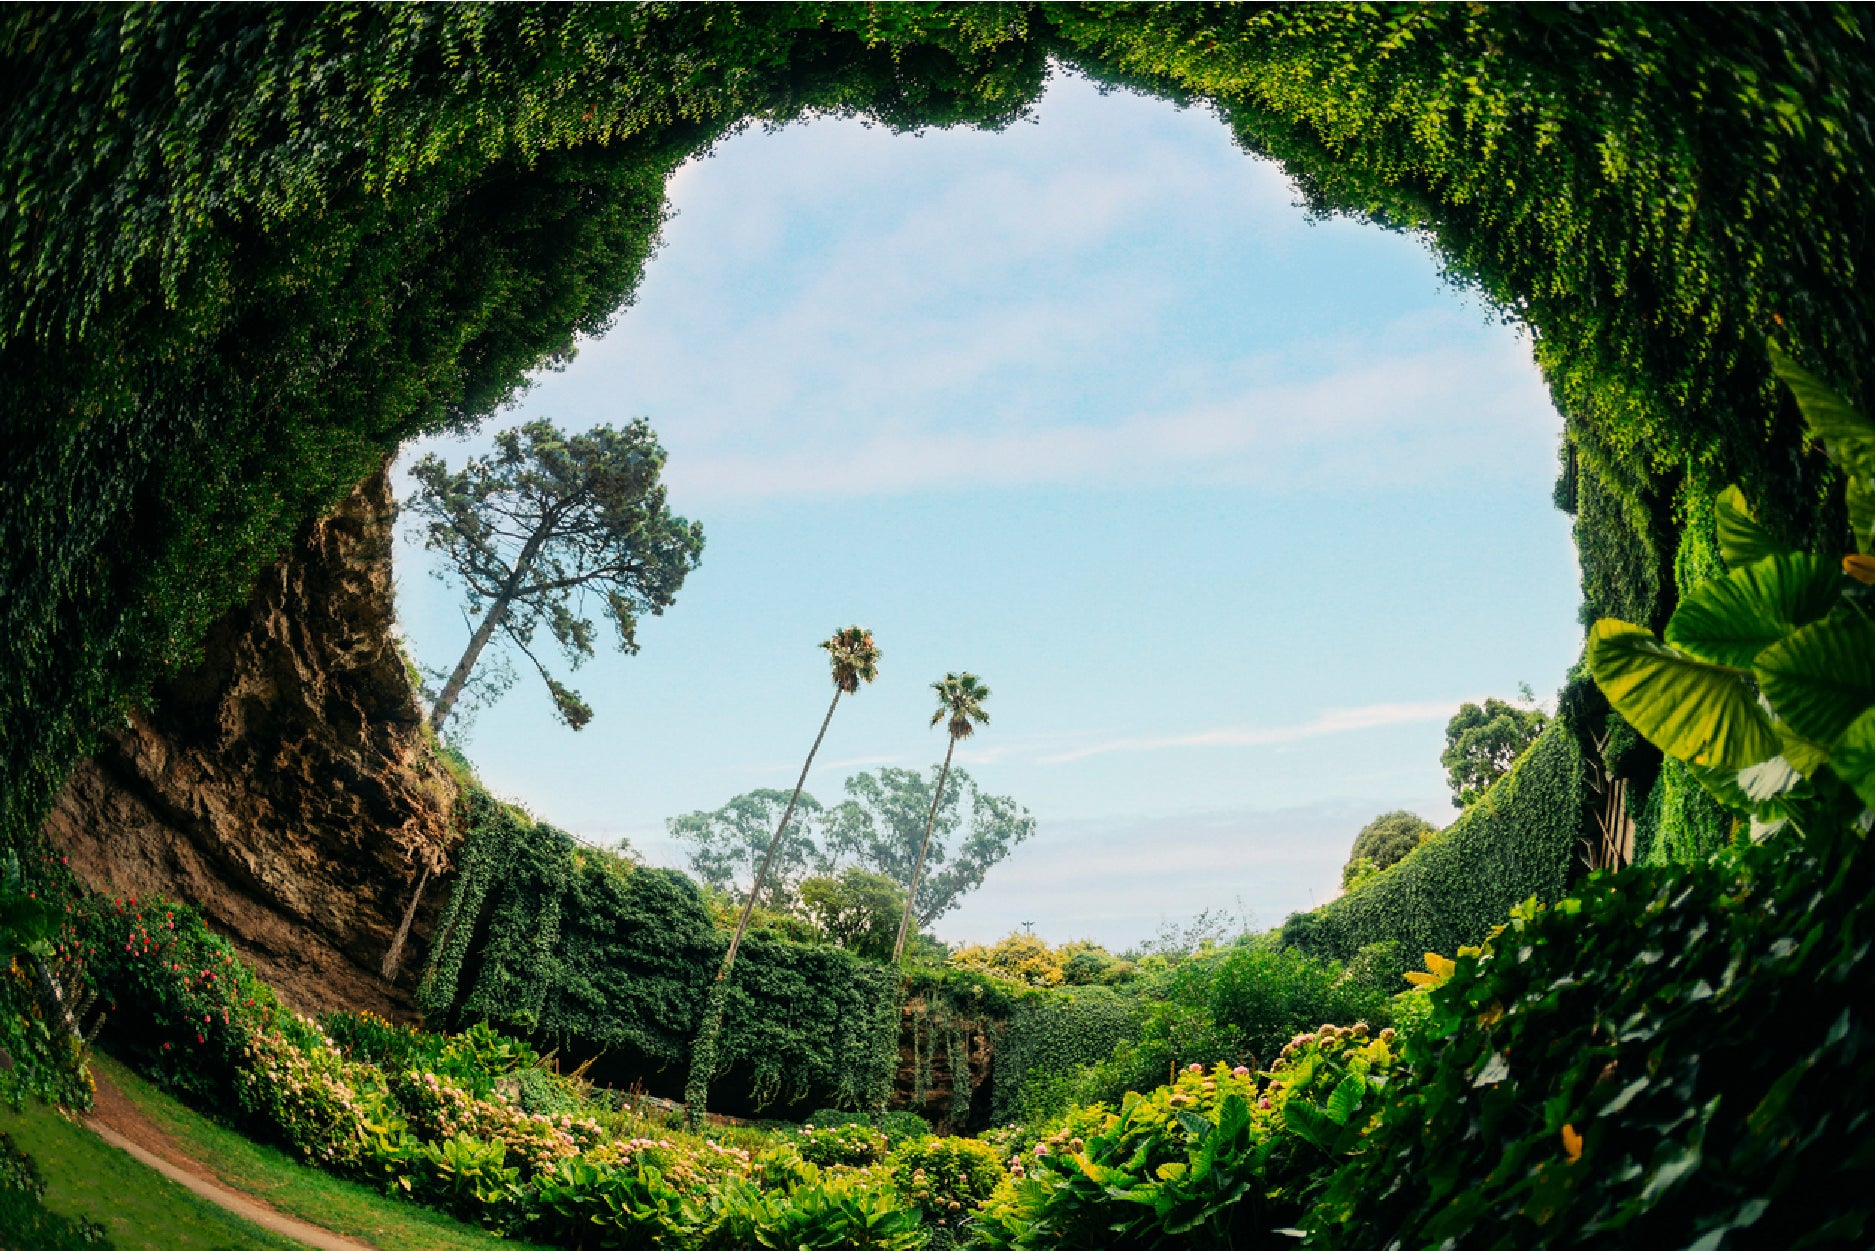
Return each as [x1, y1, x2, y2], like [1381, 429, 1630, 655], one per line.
[44, 465, 459, 1019]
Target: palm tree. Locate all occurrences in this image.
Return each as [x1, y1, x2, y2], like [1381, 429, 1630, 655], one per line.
[718, 626, 880, 979]
[685, 627, 878, 1125]
[892, 672, 990, 963]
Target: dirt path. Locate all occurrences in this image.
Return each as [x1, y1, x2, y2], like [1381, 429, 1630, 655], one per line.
[86, 1072, 376, 1251]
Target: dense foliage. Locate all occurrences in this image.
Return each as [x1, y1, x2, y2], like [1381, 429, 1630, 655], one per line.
[949, 934, 1131, 990]
[1282, 720, 1585, 971]
[1311, 822, 1870, 1249]
[1, 8, 1870, 1245]
[4, 3, 1863, 891]
[420, 789, 899, 1117]
[990, 986, 1143, 1126]
[77, 896, 957, 1249]
[976, 1030, 1401, 1250]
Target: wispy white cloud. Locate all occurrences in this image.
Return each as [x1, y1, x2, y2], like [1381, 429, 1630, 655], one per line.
[1038, 700, 1466, 764]
[812, 753, 905, 771]
[658, 332, 1547, 503]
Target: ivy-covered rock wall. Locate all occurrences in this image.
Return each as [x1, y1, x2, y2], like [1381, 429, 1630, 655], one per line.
[2, 4, 1866, 874]
[988, 984, 1142, 1126]
[40, 465, 460, 1020]
[1282, 720, 1586, 965]
[418, 790, 901, 1119]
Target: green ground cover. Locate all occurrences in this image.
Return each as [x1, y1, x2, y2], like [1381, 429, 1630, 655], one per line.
[0, 1091, 299, 1251]
[95, 1053, 548, 1251]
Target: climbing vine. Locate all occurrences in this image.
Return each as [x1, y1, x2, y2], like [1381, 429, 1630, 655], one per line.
[420, 789, 900, 1116]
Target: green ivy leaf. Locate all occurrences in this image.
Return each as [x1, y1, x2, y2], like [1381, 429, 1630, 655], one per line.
[1713, 485, 1793, 570]
[1829, 707, 1873, 808]
[1587, 620, 1778, 768]
[1753, 610, 1874, 748]
[1665, 552, 1841, 668]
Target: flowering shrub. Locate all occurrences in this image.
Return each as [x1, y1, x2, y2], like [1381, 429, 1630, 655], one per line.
[235, 1020, 400, 1171]
[793, 1120, 890, 1167]
[78, 896, 277, 1114]
[889, 1134, 1004, 1232]
[390, 1068, 601, 1179]
[325, 1011, 540, 1098]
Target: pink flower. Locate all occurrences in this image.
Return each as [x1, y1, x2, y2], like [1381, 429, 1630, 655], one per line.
[1187, 1063, 1204, 1073]
[1232, 1066, 1250, 1078]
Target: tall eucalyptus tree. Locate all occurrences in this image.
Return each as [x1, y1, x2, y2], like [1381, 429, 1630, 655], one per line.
[893, 672, 990, 963]
[385, 418, 701, 980]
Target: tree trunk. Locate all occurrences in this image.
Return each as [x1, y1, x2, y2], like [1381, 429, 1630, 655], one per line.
[380, 864, 432, 981]
[688, 684, 842, 1127]
[429, 595, 512, 733]
[720, 686, 842, 980]
[429, 520, 555, 733]
[893, 737, 955, 964]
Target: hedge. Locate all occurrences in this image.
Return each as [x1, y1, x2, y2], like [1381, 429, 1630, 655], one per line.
[419, 790, 898, 1117]
[988, 985, 1142, 1126]
[1283, 720, 1584, 965]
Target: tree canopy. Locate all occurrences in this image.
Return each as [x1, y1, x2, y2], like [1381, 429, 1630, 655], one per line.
[1341, 810, 1436, 891]
[668, 765, 1035, 927]
[1440, 696, 1549, 808]
[406, 419, 703, 734]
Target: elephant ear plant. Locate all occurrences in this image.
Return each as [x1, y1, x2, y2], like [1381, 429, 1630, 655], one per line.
[1588, 341, 1873, 838]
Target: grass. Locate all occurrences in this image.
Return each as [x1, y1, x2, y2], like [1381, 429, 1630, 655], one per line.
[0, 1088, 301, 1251]
[94, 1053, 549, 1251]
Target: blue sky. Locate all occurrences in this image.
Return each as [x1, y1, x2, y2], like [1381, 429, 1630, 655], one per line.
[392, 73, 1582, 950]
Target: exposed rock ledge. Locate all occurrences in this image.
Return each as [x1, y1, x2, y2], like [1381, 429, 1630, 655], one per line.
[43, 465, 460, 1020]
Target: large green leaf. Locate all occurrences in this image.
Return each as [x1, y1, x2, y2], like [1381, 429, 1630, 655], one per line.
[1848, 476, 1873, 557]
[1587, 620, 1777, 769]
[1712, 486, 1793, 570]
[1753, 610, 1875, 747]
[1664, 552, 1842, 668]
[1325, 1074, 1366, 1126]
[1830, 708, 1873, 808]
[1769, 341, 1873, 480]
[1776, 724, 1834, 779]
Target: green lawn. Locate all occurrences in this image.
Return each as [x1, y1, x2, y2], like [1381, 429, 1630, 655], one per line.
[95, 1054, 549, 1251]
[0, 1089, 301, 1251]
